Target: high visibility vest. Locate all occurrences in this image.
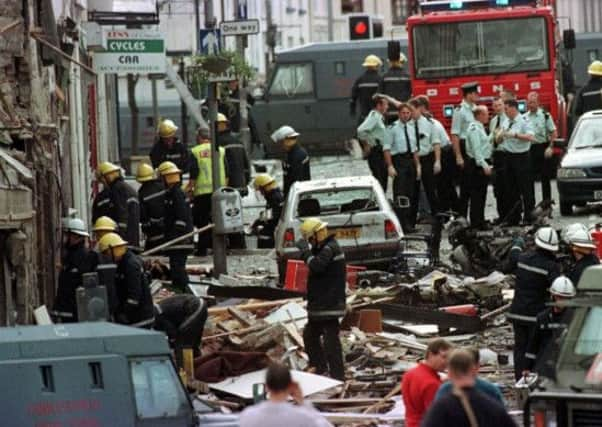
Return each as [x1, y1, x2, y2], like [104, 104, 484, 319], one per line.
[191, 143, 226, 196]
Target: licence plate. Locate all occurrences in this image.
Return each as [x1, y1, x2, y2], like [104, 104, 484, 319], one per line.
[595, 191, 602, 200]
[333, 227, 361, 239]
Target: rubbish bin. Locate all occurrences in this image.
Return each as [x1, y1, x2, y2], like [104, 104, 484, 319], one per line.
[211, 187, 243, 234]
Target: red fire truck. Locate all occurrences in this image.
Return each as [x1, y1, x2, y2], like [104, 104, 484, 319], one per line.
[407, 0, 568, 137]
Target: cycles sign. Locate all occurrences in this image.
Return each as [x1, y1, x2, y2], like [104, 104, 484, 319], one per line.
[94, 30, 165, 74]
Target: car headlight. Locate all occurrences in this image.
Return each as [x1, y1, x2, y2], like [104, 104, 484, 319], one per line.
[557, 168, 587, 178]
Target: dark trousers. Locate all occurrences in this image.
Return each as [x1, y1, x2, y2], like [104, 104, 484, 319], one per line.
[457, 140, 470, 217]
[392, 154, 417, 232]
[168, 252, 189, 291]
[303, 318, 345, 380]
[530, 143, 555, 203]
[505, 152, 535, 225]
[193, 194, 212, 256]
[412, 153, 439, 224]
[492, 151, 508, 220]
[368, 145, 388, 193]
[513, 321, 535, 380]
[466, 158, 489, 228]
[437, 146, 459, 213]
[227, 233, 246, 250]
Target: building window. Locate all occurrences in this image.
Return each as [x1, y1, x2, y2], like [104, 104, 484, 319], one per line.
[391, 0, 412, 26]
[342, 0, 363, 13]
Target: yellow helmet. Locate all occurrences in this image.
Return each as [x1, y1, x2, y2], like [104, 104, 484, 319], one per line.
[158, 119, 178, 138]
[136, 163, 155, 183]
[93, 216, 117, 232]
[588, 60, 602, 76]
[97, 161, 120, 177]
[253, 174, 275, 189]
[362, 54, 382, 68]
[300, 217, 328, 239]
[97, 232, 127, 253]
[158, 161, 182, 176]
[216, 113, 228, 123]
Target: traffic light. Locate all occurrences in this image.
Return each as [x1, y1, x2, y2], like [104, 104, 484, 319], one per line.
[348, 15, 383, 40]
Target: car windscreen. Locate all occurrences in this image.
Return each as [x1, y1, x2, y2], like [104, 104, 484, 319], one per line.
[573, 307, 602, 356]
[412, 17, 549, 79]
[296, 187, 379, 217]
[570, 118, 602, 150]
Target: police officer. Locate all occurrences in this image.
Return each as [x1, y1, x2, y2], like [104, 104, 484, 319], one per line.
[451, 82, 479, 217]
[159, 161, 194, 291]
[384, 103, 420, 232]
[92, 171, 113, 223]
[350, 54, 383, 123]
[465, 106, 493, 229]
[154, 295, 208, 358]
[564, 225, 600, 285]
[150, 119, 192, 173]
[97, 232, 154, 328]
[189, 128, 227, 256]
[136, 163, 166, 251]
[271, 126, 310, 197]
[507, 227, 560, 380]
[97, 162, 141, 250]
[252, 174, 284, 248]
[524, 276, 576, 379]
[92, 216, 118, 242]
[296, 218, 346, 380]
[498, 99, 536, 225]
[52, 217, 98, 322]
[574, 60, 602, 118]
[524, 92, 557, 204]
[379, 51, 411, 125]
[409, 97, 442, 223]
[357, 95, 389, 192]
[490, 97, 509, 222]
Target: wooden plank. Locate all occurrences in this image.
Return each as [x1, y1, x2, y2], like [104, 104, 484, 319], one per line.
[208, 298, 304, 316]
[227, 307, 253, 327]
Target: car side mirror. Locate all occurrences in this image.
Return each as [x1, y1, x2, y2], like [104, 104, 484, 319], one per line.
[563, 29, 576, 50]
[553, 138, 567, 149]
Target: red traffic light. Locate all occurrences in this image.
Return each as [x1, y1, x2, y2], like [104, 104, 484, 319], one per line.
[354, 21, 368, 35]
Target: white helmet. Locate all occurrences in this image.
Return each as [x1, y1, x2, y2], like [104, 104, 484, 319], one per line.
[566, 226, 597, 249]
[270, 125, 300, 143]
[550, 276, 576, 298]
[563, 223, 588, 243]
[535, 227, 559, 252]
[63, 217, 89, 237]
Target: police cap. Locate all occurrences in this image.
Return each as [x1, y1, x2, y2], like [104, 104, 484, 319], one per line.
[461, 82, 479, 95]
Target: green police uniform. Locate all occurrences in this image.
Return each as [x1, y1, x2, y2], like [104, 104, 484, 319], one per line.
[524, 107, 557, 203]
[523, 108, 555, 145]
[465, 121, 492, 227]
[357, 109, 388, 191]
[451, 100, 475, 140]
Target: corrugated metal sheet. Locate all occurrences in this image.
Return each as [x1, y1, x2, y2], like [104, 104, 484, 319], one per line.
[557, 0, 602, 33]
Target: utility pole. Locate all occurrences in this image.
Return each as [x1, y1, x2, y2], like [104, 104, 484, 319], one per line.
[327, 0, 334, 41]
[178, 58, 188, 146]
[195, 0, 201, 51]
[235, 0, 251, 153]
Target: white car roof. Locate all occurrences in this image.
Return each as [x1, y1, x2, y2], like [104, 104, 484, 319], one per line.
[581, 110, 602, 119]
[291, 175, 380, 193]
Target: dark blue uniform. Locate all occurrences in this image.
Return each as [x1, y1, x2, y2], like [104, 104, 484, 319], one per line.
[114, 250, 154, 328]
[283, 144, 310, 196]
[150, 138, 192, 173]
[163, 184, 193, 291]
[138, 179, 166, 250]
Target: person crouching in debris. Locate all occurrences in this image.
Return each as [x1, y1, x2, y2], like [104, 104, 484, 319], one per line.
[252, 174, 285, 248]
[154, 295, 208, 359]
[564, 223, 600, 285]
[296, 218, 346, 381]
[239, 363, 333, 427]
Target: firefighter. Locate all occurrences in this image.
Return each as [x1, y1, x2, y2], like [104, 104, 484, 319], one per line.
[464, 105, 493, 229]
[384, 103, 421, 232]
[52, 217, 98, 323]
[296, 218, 346, 380]
[524, 276, 576, 379]
[216, 112, 249, 249]
[150, 119, 192, 173]
[153, 295, 208, 358]
[136, 163, 166, 251]
[350, 55, 382, 123]
[189, 127, 227, 256]
[409, 97, 442, 224]
[524, 92, 557, 204]
[92, 216, 118, 242]
[379, 52, 411, 125]
[357, 94, 389, 192]
[97, 232, 154, 328]
[271, 125, 310, 197]
[564, 225, 600, 285]
[574, 60, 602, 118]
[92, 170, 113, 223]
[97, 162, 141, 250]
[451, 82, 479, 217]
[507, 226, 560, 380]
[498, 99, 536, 225]
[252, 173, 284, 248]
[490, 97, 509, 222]
[158, 161, 194, 291]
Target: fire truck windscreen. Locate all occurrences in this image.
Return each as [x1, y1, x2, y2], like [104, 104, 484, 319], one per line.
[412, 17, 549, 79]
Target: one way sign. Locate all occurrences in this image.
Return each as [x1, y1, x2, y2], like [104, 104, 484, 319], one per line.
[199, 29, 221, 55]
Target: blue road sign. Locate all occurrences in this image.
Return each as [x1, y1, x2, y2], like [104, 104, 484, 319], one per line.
[199, 29, 221, 55]
[237, 0, 248, 19]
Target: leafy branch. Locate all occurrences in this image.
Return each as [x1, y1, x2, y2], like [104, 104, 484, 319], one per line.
[187, 50, 255, 98]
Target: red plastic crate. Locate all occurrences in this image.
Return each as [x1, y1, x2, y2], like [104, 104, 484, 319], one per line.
[284, 260, 366, 293]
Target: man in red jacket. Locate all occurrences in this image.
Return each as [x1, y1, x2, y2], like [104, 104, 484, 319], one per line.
[402, 338, 452, 427]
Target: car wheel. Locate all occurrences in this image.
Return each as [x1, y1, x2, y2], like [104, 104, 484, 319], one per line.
[559, 199, 573, 216]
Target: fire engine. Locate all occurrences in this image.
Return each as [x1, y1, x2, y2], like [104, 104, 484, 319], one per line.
[407, 0, 570, 137]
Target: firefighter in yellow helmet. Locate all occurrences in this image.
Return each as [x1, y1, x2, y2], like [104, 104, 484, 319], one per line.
[92, 167, 114, 223]
[251, 174, 284, 248]
[350, 54, 383, 122]
[150, 119, 192, 173]
[158, 161, 193, 291]
[295, 217, 346, 380]
[96, 161, 140, 249]
[97, 232, 154, 328]
[92, 216, 118, 241]
[574, 60, 602, 118]
[136, 163, 166, 250]
[189, 127, 227, 256]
